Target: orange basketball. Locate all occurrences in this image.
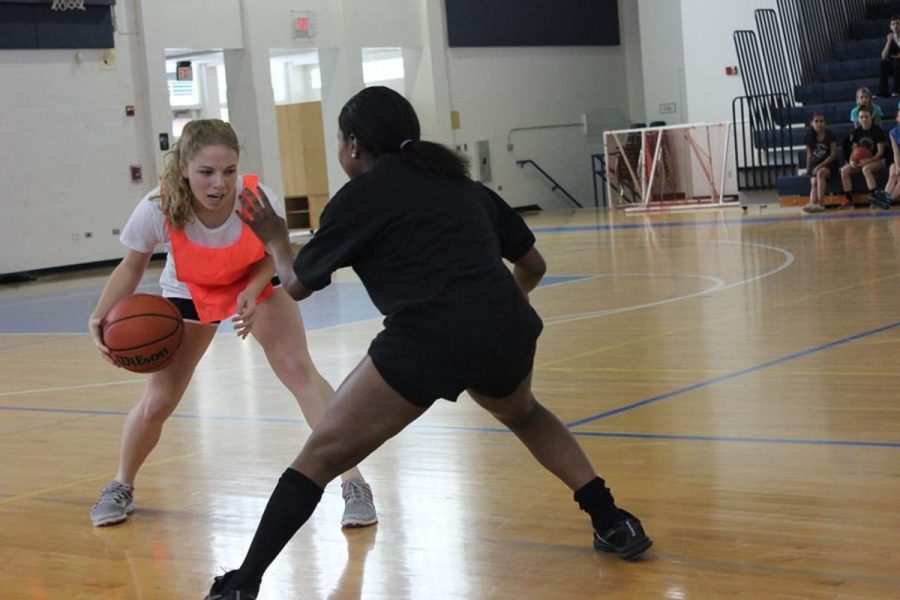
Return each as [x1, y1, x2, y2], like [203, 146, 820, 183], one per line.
[851, 146, 872, 163]
[102, 294, 184, 373]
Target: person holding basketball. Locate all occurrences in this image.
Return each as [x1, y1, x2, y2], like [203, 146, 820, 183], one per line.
[840, 106, 887, 208]
[203, 87, 651, 599]
[87, 119, 377, 530]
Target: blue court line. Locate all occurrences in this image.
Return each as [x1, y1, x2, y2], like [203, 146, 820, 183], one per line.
[2, 405, 898, 449]
[532, 209, 900, 234]
[574, 430, 900, 448]
[567, 320, 900, 428]
[0, 405, 299, 424]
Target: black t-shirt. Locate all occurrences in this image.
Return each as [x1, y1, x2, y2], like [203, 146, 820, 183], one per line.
[888, 37, 900, 59]
[848, 125, 887, 155]
[804, 129, 837, 169]
[293, 156, 542, 371]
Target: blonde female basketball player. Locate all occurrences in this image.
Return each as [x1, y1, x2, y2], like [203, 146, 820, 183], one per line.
[87, 119, 376, 530]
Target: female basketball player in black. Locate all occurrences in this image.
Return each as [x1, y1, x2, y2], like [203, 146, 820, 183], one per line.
[205, 86, 651, 599]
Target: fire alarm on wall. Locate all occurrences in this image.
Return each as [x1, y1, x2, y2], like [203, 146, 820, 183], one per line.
[725, 65, 740, 76]
[125, 105, 135, 116]
[292, 10, 316, 40]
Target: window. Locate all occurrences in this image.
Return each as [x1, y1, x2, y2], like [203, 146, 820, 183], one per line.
[363, 57, 404, 84]
[166, 60, 200, 108]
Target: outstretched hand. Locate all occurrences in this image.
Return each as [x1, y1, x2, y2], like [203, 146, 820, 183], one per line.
[237, 186, 289, 247]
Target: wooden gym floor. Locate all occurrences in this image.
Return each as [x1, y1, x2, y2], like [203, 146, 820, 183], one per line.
[1, 206, 899, 599]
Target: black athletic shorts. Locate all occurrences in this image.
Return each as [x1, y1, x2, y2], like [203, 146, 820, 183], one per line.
[166, 276, 281, 324]
[166, 297, 216, 324]
[369, 341, 538, 409]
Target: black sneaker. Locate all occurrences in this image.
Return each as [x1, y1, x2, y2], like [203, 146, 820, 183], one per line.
[593, 509, 653, 560]
[204, 570, 258, 600]
[870, 191, 892, 209]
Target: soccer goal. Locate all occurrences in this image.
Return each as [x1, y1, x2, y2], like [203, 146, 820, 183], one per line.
[603, 121, 738, 214]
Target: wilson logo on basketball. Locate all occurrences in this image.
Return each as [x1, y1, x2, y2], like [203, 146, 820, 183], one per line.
[113, 347, 170, 367]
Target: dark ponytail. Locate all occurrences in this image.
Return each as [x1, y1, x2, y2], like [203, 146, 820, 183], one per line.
[339, 86, 470, 179]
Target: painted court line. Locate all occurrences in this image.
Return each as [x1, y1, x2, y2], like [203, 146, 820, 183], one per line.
[567, 320, 900, 428]
[2, 405, 898, 450]
[574, 430, 900, 448]
[531, 209, 900, 234]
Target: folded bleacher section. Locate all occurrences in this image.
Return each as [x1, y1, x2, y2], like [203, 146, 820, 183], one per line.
[734, 0, 900, 207]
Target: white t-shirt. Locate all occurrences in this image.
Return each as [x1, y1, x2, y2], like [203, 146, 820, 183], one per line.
[120, 176, 283, 299]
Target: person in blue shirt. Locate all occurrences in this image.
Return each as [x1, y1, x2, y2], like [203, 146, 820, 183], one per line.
[872, 108, 900, 208]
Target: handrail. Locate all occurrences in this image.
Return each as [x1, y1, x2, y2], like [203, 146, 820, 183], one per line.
[591, 153, 608, 208]
[516, 159, 583, 208]
[732, 93, 797, 191]
[756, 9, 796, 103]
[739, 0, 866, 96]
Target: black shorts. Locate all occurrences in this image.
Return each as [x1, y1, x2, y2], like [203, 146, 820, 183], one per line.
[369, 341, 538, 409]
[166, 277, 281, 324]
[166, 297, 217, 324]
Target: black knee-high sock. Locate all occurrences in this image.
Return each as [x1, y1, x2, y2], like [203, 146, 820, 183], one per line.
[229, 468, 324, 591]
[574, 476, 620, 533]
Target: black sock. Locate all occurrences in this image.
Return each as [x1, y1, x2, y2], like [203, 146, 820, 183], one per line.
[573, 476, 620, 533]
[229, 468, 324, 591]
[869, 188, 877, 195]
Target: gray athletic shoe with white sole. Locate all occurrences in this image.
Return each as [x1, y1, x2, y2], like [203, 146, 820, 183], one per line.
[341, 480, 378, 528]
[91, 481, 134, 526]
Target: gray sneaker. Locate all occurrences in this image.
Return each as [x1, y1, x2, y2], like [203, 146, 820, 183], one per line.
[91, 481, 134, 526]
[340, 480, 378, 528]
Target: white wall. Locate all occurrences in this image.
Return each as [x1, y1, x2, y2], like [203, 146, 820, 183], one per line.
[7, 0, 774, 273]
[444, 0, 640, 210]
[638, 0, 687, 126]
[679, 0, 778, 123]
[0, 0, 153, 274]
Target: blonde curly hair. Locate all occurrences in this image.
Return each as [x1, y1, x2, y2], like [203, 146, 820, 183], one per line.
[156, 119, 240, 229]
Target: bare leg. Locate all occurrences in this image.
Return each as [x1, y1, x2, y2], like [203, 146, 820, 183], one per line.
[840, 164, 854, 192]
[213, 357, 426, 592]
[251, 289, 366, 483]
[887, 164, 899, 199]
[291, 357, 427, 485]
[816, 169, 830, 206]
[863, 164, 879, 191]
[467, 372, 596, 491]
[115, 322, 216, 486]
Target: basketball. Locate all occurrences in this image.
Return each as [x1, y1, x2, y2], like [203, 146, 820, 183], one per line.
[851, 146, 872, 163]
[102, 294, 184, 373]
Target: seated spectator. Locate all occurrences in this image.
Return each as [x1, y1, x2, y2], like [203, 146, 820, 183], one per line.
[849, 87, 883, 126]
[874, 109, 900, 208]
[840, 106, 887, 208]
[802, 113, 838, 214]
[844, 88, 883, 163]
[879, 16, 900, 98]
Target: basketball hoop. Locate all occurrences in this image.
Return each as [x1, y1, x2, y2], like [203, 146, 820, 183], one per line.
[51, 0, 86, 11]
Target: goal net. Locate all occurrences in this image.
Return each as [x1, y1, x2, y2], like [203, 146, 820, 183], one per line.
[603, 121, 737, 214]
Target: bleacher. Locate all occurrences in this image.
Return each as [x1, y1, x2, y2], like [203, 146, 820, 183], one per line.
[773, 4, 900, 206]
